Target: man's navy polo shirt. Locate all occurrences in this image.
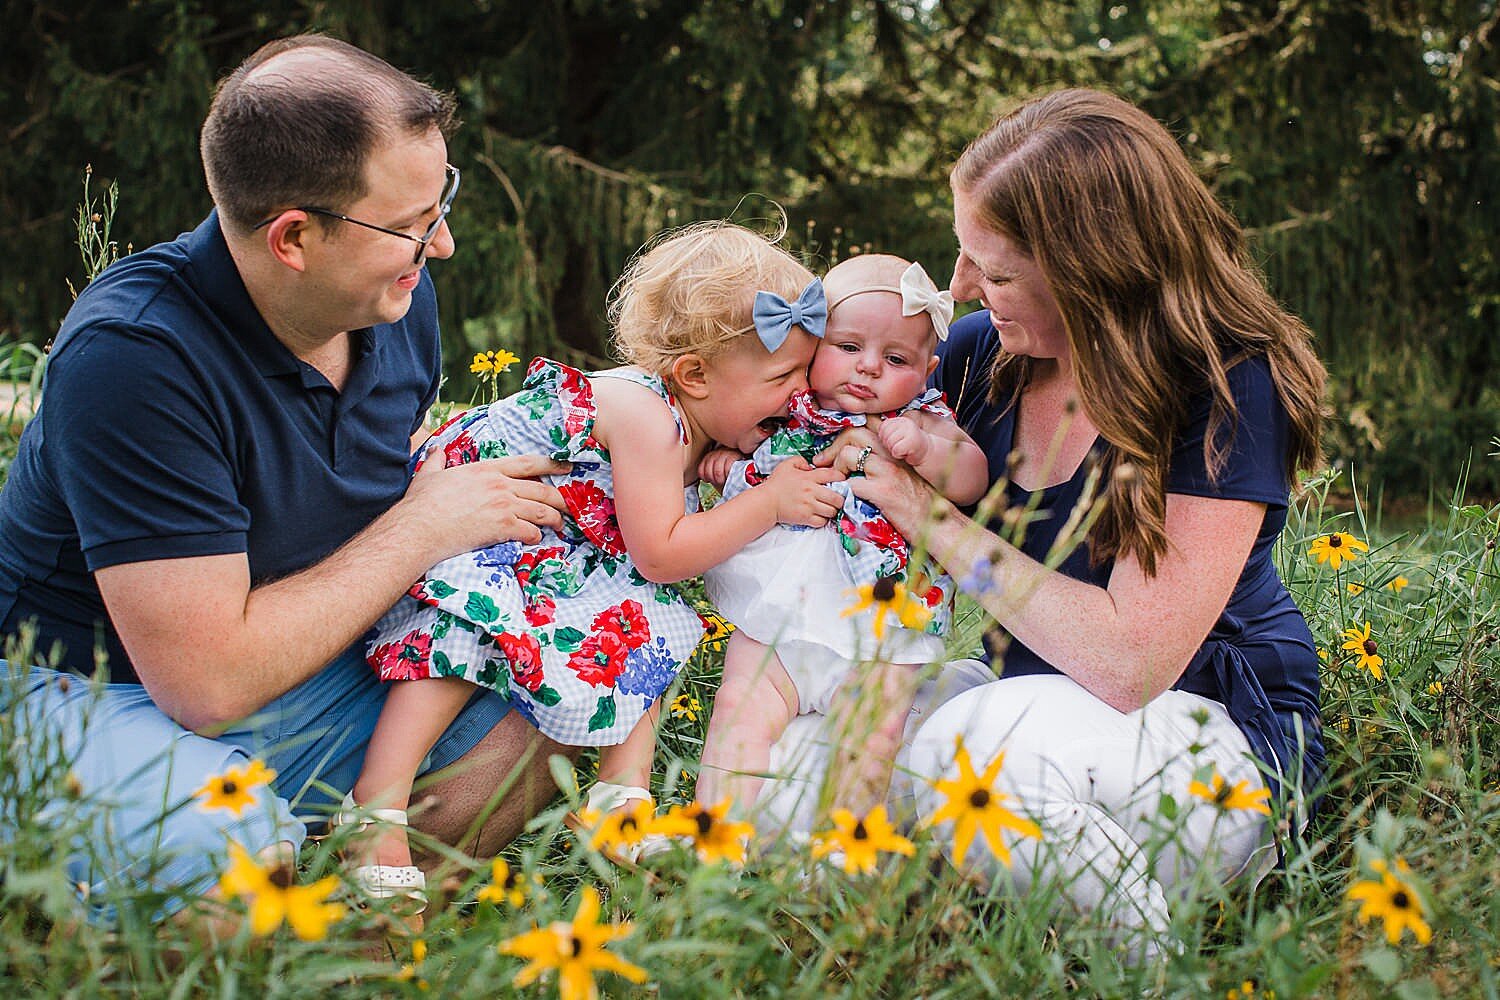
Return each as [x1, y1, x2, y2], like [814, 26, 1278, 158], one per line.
[0, 212, 442, 682]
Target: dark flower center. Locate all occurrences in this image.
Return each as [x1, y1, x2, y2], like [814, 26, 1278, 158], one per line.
[220, 780, 239, 796]
[570, 934, 584, 957]
[268, 863, 295, 889]
[969, 788, 991, 809]
[695, 812, 714, 835]
[1215, 783, 1234, 804]
[1329, 535, 1344, 548]
[872, 576, 898, 602]
[1364, 640, 1378, 656]
[1392, 890, 1411, 910]
[852, 820, 869, 841]
[620, 816, 639, 833]
[503, 870, 519, 890]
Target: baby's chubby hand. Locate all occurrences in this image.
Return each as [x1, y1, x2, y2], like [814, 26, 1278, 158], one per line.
[877, 415, 931, 466]
[763, 457, 845, 528]
[697, 447, 744, 489]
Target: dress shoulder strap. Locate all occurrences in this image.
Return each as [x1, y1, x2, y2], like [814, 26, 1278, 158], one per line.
[589, 366, 689, 444]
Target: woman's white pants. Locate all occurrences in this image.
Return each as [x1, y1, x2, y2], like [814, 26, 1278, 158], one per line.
[759, 663, 1276, 950]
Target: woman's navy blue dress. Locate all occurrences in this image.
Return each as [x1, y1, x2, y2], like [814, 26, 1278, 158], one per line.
[934, 311, 1324, 805]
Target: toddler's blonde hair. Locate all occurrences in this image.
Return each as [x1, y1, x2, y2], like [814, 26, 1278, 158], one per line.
[608, 221, 815, 376]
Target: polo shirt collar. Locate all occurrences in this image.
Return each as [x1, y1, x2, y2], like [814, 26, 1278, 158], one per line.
[185, 211, 302, 378]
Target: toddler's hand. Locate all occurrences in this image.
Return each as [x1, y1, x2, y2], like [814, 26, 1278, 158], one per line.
[878, 415, 932, 466]
[697, 447, 744, 489]
[764, 457, 845, 528]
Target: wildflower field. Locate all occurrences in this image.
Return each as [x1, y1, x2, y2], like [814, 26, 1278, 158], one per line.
[2, 318, 1498, 1000]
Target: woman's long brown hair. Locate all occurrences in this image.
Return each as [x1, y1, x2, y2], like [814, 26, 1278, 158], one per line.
[952, 88, 1326, 576]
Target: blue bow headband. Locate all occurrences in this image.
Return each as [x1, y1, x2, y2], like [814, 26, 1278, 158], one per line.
[750, 279, 827, 353]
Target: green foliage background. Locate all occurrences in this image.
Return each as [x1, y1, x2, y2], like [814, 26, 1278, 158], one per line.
[3, 0, 1497, 495]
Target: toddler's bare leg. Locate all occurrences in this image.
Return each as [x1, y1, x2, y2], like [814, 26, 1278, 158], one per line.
[352, 676, 474, 870]
[597, 699, 660, 794]
[698, 633, 799, 815]
[826, 659, 922, 815]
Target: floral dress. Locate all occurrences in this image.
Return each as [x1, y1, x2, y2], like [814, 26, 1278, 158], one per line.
[367, 359, 707, 747]
[704, 389, 956, 713]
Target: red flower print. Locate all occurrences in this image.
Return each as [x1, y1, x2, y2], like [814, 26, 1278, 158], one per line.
[523, 594, 556, 627]
[566, 629, 631, 688]
[442, 429, 481, 468]
[497, 631, 545, 693]
[557, 480, 625, 555]
[743, 461, 766, 487]
[370, 630, 432, 681]
[854, 516, 908, 563]
[592, 599, 651, 650]
[553, 366, 594, 437]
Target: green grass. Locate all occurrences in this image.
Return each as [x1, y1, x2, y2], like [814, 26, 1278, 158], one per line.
[1, 448, 1497, 997]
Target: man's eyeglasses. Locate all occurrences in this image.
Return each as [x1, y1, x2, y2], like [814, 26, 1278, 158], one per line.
[253, 164, 460, 266]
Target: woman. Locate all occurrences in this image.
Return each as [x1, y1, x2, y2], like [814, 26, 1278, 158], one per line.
[768, 88, 1326, 950]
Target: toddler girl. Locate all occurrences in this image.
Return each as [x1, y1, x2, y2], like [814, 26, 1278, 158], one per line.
[342, 222, 844, 901]
[697, 253, 989, 824]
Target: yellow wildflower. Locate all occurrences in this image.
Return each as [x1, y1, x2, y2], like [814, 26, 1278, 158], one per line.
[585, 798, 693, 861]
[1387, 575, 1409, 593]
[1307, 531, 1369, 570]
[477, 857, 542, 908]
[1227, 979, 1274, 999]
[500, 886, 649, 1000]
[665, 800, 754, 865]
[1347, 582, 1364, 595]
[926, 738, 1041, 867]
[470, 349, 521, 377]
[1427, 680, 1444, 696]
[396, 938, 430, 990]
[1348, 857, 1432, 946]
[811, 805, 915, 875]
[842, 576, 932, 641]
[670, 693, 701, 721]
[1188, 768, 1272, 816]
[696, 607, 734, 648]
[1340, 621, 1385, 679]
[217, 842, 346, 941]
[194, 759, 275, 817]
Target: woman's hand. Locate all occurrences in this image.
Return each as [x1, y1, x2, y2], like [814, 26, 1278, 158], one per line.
[814, 429, 941, 537]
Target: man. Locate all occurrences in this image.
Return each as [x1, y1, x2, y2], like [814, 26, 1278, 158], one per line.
[0, 34, 568, 920]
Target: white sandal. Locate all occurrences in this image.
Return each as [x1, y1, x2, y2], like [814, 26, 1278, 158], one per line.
[332, 792, 428, 909]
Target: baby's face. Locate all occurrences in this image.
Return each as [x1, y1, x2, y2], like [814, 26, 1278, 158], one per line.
[808, 292, 937, 413]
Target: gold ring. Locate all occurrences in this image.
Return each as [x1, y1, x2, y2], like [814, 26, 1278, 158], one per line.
[854, 445, 873, 476]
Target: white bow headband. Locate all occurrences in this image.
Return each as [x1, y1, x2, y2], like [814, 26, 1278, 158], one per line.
[825, 261, 955, 341]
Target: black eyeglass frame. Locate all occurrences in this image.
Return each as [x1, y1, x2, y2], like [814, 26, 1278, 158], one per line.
[252, 164, 460, 266]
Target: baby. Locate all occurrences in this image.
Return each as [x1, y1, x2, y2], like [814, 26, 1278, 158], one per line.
[696, 253, 989, 824]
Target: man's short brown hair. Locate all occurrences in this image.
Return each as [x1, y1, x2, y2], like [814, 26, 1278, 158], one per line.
[201, 34, 457, 232]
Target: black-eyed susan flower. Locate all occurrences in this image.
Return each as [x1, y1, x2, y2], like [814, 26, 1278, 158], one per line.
[1340, 621, 1385, 679]
[811, 805, 915, 875]
[695, 607, 734, 649]
[477, 857, 542, 908]
[1188, 768, 1272, 816]
[670, 693, 701, 721]
[1387, 575, 1409, 593]
[1427, 680, 1444, 696]
[195, 759, 276, 817]
[1347, 582, 1365, 595]
[469, 349, 520, 377]
[1348, 857, 1432, 946]
[583, 798, 693, 863]
[1307, 531, 1368, 570]
[1227, 979, 1274, 999]
[217, 842, 346, 941]
[926, 738, 1041, 867]
[842, 576, 932, 641]
[664, 800, 753, 865]
[500, 886, 648, 1000]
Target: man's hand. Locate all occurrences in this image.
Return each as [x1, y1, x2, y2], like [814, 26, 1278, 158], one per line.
[398, 455, 570, 559]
